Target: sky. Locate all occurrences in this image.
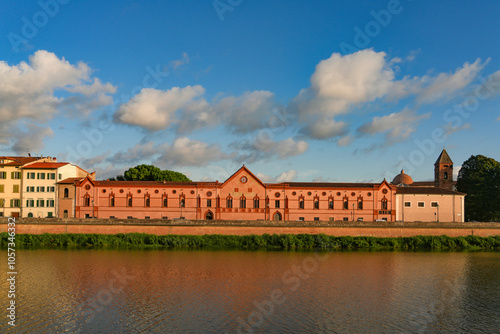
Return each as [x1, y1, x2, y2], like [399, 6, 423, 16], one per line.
[1, 0, 499, 183]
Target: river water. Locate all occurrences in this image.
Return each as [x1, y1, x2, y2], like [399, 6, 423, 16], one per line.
[1, 249, 499, 333]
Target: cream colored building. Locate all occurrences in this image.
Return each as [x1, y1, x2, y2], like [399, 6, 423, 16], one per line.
[21, 160, 91, 218]
[0, 156, 50, 217]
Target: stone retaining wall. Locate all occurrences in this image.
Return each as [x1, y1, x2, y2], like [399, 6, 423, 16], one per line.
[1, 219, 499, 237]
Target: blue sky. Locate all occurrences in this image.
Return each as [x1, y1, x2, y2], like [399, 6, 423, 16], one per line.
[1, 0, 499, 183]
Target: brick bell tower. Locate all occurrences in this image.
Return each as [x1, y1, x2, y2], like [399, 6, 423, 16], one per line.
[434, 149, 454, 190]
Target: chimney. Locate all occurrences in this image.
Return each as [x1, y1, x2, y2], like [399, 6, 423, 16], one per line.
[53, 157, 57, 162]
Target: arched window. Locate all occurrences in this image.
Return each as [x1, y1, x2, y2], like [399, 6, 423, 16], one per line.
[163, 195, 168, 207]
[84, 194, 90, 207]
[444, 172, 448, 180]
[127, 194, 133, 207]
[314, 196, 319, 209]
[180, 196, 185, 208]
[343, 196, 348, 210]
[299, 196, 305, 209]
[145, 195, 150, 207]
[205, 211, 213, 220]
[253, 196, 260, 209]
[240, 196, 246, 209]
[226, 196, 233, 208]
[358, 196, 363, 210]
[64, 188, 69, 198]
[381, 197, 388, 210]
[328, 197, 334, 209]
[110, 194, 115, 207]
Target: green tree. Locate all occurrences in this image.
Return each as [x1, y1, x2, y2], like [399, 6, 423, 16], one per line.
[113, 164, 191, 182]
[456, 155, 500, 222]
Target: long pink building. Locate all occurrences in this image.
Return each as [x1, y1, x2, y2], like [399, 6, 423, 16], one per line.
[70, 150, 465, 222]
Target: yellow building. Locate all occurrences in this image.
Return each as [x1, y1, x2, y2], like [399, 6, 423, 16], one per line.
[0, 156, 49, 217]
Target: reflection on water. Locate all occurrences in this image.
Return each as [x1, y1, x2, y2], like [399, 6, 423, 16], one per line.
[1, 250, 500, 333]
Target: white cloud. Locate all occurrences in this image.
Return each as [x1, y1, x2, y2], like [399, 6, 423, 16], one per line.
[443, 122, 471, 137]
[170, 52, 189, 69]
[11, 123, 54, 155]
[0, 50, 115, 122]
[155, 137, 227, 167]
[337, 135, 354, 147]
[417, 58, 488, 104]
[276, 170, 297, 182]
[232, 134, 308, 163]
[256, 170, 297, 182]
[114, 86, 208, 131]
[299, 118, 348, 140]
[357, 108, 430, 144]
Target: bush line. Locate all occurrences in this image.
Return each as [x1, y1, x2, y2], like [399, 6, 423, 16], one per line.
[2, 233, 500, 250]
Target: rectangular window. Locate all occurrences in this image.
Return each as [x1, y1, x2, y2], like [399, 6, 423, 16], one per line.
[145, 198, 150, 207]
[50, 173, 56, 180]
[299, 217, 305, 221]
[37, 199, 45, 207]
[127, 197, 132, 207]
[26, 199, 34, 207]
[404, 202, 411, 207]
[110, 197, 115, 207]
[207, 199, 212, 207]
[110, 216, 116, 219]
[275, 200, 280, 208]
[0, 172, 6, 179]
[343, 201, 348, 210]
[299, 200, 304, 209]
[0, 199, 4, 207]
[27, 172, 35, 179]
[163, 198, 168, 207]
[47, 200, 55, 207]
[49, 186, 55, 192]
[11, 172, 21, 179]
[37, 173, 46, 180]
[314, 217, 320, 221]
[343, 217, 349, 221]
[47, 212, 53, 218]
[13, 185, 19, 193]
[431, 202, 439, 207]
[418, 202, 425, 208]
[227, 198, 233, 208]
[10, 199, 21, 208]
[358, 201, 363, 210]
[59, 174, 62, 180]
[240, 198, 246, 209]
[329, 217, 335, 221]
[0, 185, 4, 193]
[145, 216, 150, 219]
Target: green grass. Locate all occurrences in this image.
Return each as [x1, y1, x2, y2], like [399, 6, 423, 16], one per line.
[2, 233, 500, 250]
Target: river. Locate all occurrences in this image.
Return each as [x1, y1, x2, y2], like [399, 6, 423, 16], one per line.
[1, 250, 499, 333]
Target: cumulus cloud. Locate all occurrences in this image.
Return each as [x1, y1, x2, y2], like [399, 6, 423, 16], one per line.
[357, 108, 430, 145]
[114, 86, 208, 131]
[109, 138, 228, 168]
[231, 134, 308, 163]
[0, 50, 115, 122]
[114, 87, 278, 134]
[417, 58, 488, 104]
[276, 170, 297, 182]
[155, 137, 228, 167]
[10, 123, 54, 155]
[290, 49, 488, 142]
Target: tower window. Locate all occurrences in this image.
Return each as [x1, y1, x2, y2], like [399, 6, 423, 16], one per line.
[444, 172, 448, 179]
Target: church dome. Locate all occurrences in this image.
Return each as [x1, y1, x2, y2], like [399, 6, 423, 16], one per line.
[392, 170, 413, 186]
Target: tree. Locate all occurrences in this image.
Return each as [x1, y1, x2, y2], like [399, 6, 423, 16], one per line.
[456, 155, 500, 222]
[113, 165, 192, 182]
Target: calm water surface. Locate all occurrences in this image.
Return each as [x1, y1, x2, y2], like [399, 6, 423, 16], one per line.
[1, 249, 500, 333]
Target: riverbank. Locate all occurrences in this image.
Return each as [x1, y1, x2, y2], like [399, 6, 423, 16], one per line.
[1, 233, 500, 250]
[1, 219, 499, 238]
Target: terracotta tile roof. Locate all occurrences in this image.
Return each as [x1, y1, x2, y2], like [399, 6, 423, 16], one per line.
[396, 187, 464, 195]
[58, 177, 85, 184]
[22, 162, 69, 169]
[0, 156, 40, 166]
[286, 182, 379, 188]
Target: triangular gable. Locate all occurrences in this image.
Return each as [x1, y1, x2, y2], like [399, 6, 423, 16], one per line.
[222, 165, 266, 188]
[376, 179, 396, 190]
[76, 174, 97, 187]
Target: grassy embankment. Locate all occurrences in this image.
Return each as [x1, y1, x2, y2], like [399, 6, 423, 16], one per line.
[1, 233, 500, 250]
